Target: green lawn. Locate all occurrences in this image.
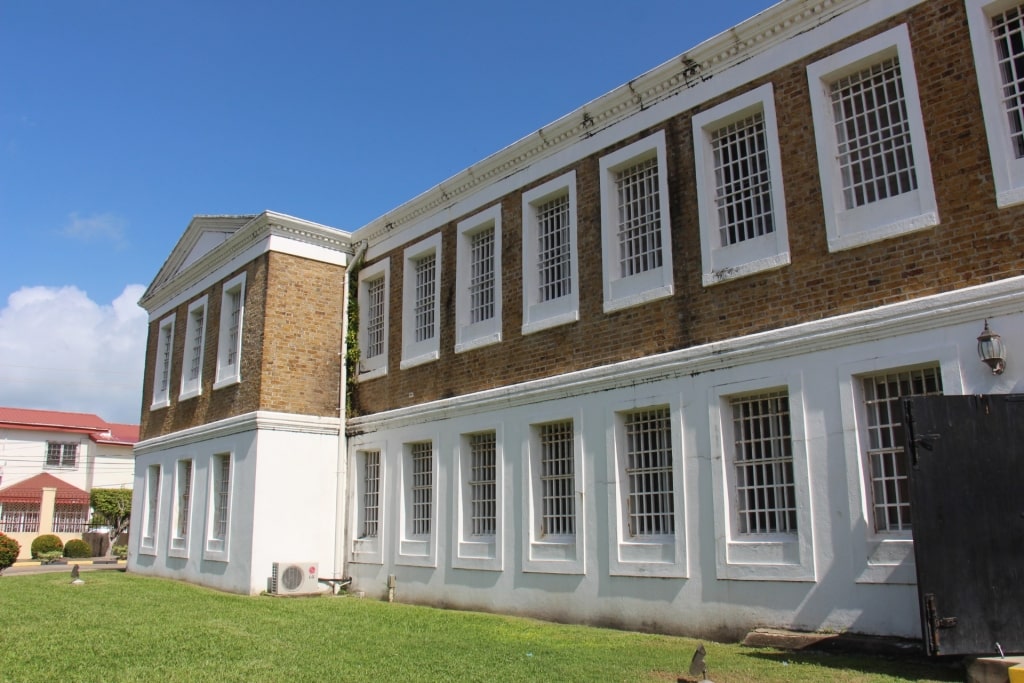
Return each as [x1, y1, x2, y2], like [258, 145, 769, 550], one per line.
[0, 571, 961, 682]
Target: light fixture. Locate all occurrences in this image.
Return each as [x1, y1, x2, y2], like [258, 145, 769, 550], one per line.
[977, 319, 1006, 375]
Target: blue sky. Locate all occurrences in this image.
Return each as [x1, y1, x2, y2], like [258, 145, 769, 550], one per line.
[0, 0, 774, 423]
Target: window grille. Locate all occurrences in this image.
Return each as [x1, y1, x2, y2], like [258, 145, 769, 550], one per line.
[539, 421, 574, 537]
[188, 308, 204, 381]
[469, 228, 495, 324]
[52, 503, 89, 533]
[536, 194, 572, 302]
[145, 465, 160, 544]
[862, 366, 942, 532]
[615, 156, 663, 278]
[469, 432, 497, 536]
[177, 460, 192, 538]
[361, 451, 380, 539]
[45, 442, 78, 469]
[0, 502, 40, 533]
[226, 289, 242, 367]
[413, 254, 436, 343]
[365, 277, 386, 359]
[212, 456, 230, 541]
[830, 57, 918, 209]
[992, 5, 1024, 158]
[410, 442, 432, 536]
[623, 407, 674, 536]
[730, 391, 796, 534]
[159, 324, 173, 392]
[712, 111, 775, 246]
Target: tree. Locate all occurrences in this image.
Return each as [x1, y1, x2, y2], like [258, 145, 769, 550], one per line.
[90, 488, 132, 558]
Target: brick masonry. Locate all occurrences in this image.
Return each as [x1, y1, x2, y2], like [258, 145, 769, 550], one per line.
[140, 252, 346, 440]
[354, 0, 1024, 415]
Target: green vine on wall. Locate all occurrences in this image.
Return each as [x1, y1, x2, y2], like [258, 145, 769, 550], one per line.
[344, 258, 362, 419]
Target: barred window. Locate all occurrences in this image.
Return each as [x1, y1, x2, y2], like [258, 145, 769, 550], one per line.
[536, 194, 572, 302]
[159, 324, 173, 393]
[539, 421, 574, 537]
[862, 366, 942, 532]
[615, 157, 663, 277]
[361, 451, 380, 539]
[469, 228, 496, 324]
[225, 289, 242, 368]
[730, 391, 796, 535]
[0, 502, 40, 533]
[469, 432, 497, 537]
[992, 4, 1024, 158]
[52, 503, 89, 533]
[176, 460, 193, 539]
[830, 57, 918, 210]
[410, 442, 432, 536]
[212, 455, 230, 542]
[187, 307, 205, 382]
[712, 111, 775, 246]
[45, 442, 78, 469]
[413, 254, 436, 343]
[365, 277, 386, 359]
[144, 465, 160, 545]
[623, 407, 674, 536]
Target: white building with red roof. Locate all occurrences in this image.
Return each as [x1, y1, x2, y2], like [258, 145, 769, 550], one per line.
[0, 407, 138, 558]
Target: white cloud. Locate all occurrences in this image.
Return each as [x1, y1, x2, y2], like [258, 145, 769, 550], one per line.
[0, 284, 147, 424]
[62, 212, 128, 249]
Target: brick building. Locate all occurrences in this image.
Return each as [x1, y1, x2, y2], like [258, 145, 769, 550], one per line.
[131, 0, 1024, 638]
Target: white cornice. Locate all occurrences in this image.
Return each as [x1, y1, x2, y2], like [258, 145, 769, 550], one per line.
[354, 0, 878, 249]
[133, 410, 341, 456]
[140, 211, 354, 314]
[348, 276, 1024, 434]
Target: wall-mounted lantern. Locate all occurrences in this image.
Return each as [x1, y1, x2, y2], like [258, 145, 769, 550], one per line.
[977, 319, 1006, 375]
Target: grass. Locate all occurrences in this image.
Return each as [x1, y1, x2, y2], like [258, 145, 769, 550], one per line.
[0, 571, 962, 682]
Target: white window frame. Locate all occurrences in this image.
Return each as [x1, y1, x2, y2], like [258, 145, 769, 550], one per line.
[523, 412, 585, 574]
[401, 234, 442, 369]
[151, 313, 175, 410]
[967, 0, 1024, 207]
[453, 426, 503, 570]
[179, 296, 208, 400]
[521, 171, 580, 334]
[806, 24, 938, 252]
[709, 375, 815, 581]
[455, 205, 502, 353]
[397, 439, 437, 567]
[599, 130, 674, 313]
[693, 84, 790, 286]
[44, 441, 79, 469]
[838, 347, 962, 584]
[169, 458, 193, 558]
[357, 259, 390, 380]
[351, 443, 386, 565]
[204, 452, 232, 561]
[140, 463, 161, 555]
[606, 397, 687, 578]
[214, 273, 246, 389]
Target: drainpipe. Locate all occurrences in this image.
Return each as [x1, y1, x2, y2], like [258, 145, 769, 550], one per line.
[332, 239, 367, 582]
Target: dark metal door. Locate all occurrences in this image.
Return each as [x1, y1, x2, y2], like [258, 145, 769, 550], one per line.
[904, 394, 1024, 657]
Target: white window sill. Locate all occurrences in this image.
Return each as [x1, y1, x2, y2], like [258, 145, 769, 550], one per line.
[357, 365, 387, 382]
[522, 310, 578, 336]
[827, 210, 939, 253]
[400, 350, 439, 370]
[178, 388, 201, 402]
[150, 398, 170, 411]
[455, 331, 501, 354]
[603, 283, 674, 314]
[703, 251, 791, 287]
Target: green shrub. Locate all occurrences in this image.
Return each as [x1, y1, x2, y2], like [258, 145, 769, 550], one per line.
[0, 533, 20, 573]
[37, 550, 63, 564]
[30, 534, 63, 559]
[112, 544, 128, 560]
[63, 538, 92, 558]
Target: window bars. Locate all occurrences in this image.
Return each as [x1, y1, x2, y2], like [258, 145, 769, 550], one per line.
[615, 157, 663, 278]
[623, 407, 674, 536]
[410, 442, 432, 536]
[730, 391, 796, 535]
[712, 111, 775, 246]
[469, 432, 497, 536]
[536, 194, 572, 302]
[830, 56, 918, 209]
[862, 366, 942, 532]
[539, 421, 575, 536]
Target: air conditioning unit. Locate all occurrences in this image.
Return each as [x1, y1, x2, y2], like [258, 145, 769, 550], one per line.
[270, 561, 320, 595]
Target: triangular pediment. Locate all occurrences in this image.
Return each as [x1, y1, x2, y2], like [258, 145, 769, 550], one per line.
[142, 214, 257, 303]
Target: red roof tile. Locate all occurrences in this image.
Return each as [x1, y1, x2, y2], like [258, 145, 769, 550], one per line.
[0, 472, 90, 505]
[0, 406, 138, 445]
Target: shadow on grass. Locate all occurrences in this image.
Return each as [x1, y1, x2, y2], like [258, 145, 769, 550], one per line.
[741, 648, 963, 682]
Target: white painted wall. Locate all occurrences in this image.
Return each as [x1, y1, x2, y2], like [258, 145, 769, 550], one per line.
[129, 412, 340, 595]
[344, 284, 1024, 639]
